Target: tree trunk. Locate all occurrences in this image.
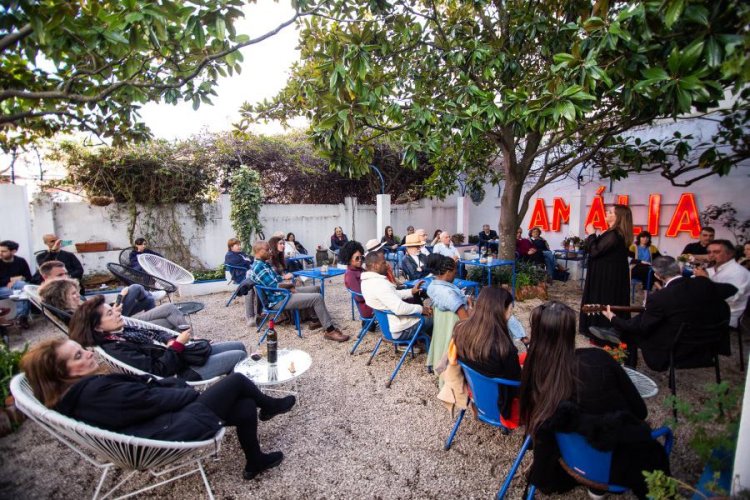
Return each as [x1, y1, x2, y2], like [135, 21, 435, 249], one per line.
[498, 152, 523, 260]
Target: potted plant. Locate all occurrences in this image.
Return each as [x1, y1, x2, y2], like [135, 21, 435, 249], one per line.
[0, 343, 28, 436]
[562, 236, 583, 257]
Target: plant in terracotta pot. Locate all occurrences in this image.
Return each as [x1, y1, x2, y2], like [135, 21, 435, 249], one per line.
[0, 343, 28, 435]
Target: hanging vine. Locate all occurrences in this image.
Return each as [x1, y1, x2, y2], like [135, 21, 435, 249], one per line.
[229, 165, 264, 250]
[48, 140, 219, 267]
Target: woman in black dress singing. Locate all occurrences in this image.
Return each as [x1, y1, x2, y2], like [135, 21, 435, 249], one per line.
[580, 204, 633, 338]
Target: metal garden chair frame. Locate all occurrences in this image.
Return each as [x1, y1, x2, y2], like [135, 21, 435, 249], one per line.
[254, 285, 301, 344]
[137, 254, 195, 285]
[106, 263, 177, 300]
[498, 428, 673, 499]
[346, 288, 376, 355]
[444, 360, 521, 450]
[368, 309, 430, 388]
[11, 374, 225, 500]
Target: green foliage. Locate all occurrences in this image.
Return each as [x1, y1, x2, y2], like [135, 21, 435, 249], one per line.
[466, 260, 546, 289]
[0, 343, 28, 401]
[193, 265, 226, 281]
[250, 0, 749, 258]
[229, 166, 264, 251]
[645, 381, 743, 499]
[700, 202, 750, 245]
[0, 0, 315, 149]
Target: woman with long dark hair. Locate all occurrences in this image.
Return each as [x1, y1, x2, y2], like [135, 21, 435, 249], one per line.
[381, 226, 400, 250]
[286, 233, 308, 255]
[453, 286, 522, 426]
[519, 301, 669, 498]
[580, 204, 633, 338]
[22, 338, 294, 480]
[69, 296, 247, 381]
[629, 230, 662, 290]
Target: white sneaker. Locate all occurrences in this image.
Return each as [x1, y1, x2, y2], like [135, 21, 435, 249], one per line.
[396, 344, 424, 355]
[587, 489, 606, 499]
[151, 290, 167, 301]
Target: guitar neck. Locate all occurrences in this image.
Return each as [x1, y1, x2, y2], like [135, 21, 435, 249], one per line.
[608, 305, 645, 313]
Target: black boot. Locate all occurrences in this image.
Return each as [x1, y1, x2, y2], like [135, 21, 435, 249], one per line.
[244, 451, 284, 480]
[259, 395, 296, 421]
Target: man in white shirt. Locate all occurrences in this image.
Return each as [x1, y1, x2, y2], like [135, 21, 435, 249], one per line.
[695, 239, 750, 328]
[432, 231, 460, 261]
[361, 251, 432, 339]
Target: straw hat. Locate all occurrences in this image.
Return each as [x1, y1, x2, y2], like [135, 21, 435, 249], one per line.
[364, 239, 386, 255]
[403, 234, 424, 247]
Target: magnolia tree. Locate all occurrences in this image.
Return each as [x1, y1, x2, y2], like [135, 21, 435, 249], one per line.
[0, 0, 321, 150]
[247, 0, 749, 259]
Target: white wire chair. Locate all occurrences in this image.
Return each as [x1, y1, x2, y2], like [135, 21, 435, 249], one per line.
[24, 285, 70, 335]
[137, 254, 195, 285]
[10, 373, 225, 500]
[95, 316, 222, 391]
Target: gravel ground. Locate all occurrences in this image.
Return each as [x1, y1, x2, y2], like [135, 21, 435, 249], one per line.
[0, 278, 745, 499]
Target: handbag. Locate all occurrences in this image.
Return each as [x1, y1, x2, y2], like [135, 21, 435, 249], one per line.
[181, 339, 212, 366]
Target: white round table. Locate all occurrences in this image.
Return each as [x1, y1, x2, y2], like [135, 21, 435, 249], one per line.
[234, 349, 312, 398]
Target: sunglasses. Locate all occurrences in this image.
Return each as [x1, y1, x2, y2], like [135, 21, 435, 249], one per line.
[353, 255, 363, 262]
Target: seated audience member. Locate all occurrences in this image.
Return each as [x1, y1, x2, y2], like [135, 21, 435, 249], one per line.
[516, 228, 545, 266]
[248, 241, 349, 342]
[22, 338, 291, 480]
[405, 225, 415, 237]
[432, 231, 460, 261]
[268, 236, 292, 277]
[40, 277, 190, 330]
[425, 254, 469, 320]
[739, 241, 750, 271]
[286, 233, 308, 256]
[592, 256, 736, 371]
[478, 224, 499, 254]
[39, 260, 69, 281]
[629, 231, 662, 290]
[695, 239, 750, 328]
[342, 241, 372, 322]
[381, 226, 400, 251]
[329, 226, 349, 260]
[681, 226, 714, 262]
[129, 238, 163, 272]
[529, 228, 558, 281]
[400, 234, 430, 281]
[520, 301, 670, 499]
[415, 228, 431, 255]
[361, 251, 433, 339]
[225, 238, 253, 283]
[69, 296, 247, 381]
[0, 240, 32, 328]
[34, 234, 83, 283]
[454, 286, 522, 426]
[430, 229, 443, 247]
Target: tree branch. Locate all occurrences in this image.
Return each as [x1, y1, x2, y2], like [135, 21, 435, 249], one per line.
[0, 24, 32, 52]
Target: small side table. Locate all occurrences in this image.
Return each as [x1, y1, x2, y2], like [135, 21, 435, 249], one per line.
[234, 349, 312, 400]
[175, 301, 205, 329]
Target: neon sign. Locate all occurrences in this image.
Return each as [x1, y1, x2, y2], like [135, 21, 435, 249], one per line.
[528, 191, 701, 238]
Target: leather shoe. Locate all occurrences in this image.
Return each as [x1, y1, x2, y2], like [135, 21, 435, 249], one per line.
[588, 326, 621, 345]
[259, 395, 296, 421]
[244, 451, 284, 480]
[324, 329, 350, 342]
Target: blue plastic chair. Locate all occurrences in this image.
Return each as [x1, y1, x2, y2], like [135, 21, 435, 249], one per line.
[630, 266, 654, 303]
[498, 427, 674, 499]
[254, 285, 301, 344]
[224, 263, 250, 307]
[368, 309, 430, 388]
[347, 288, 376, 355]
[444, 361, 521, 450]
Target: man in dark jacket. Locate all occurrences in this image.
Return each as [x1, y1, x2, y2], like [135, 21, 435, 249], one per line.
[478, 224, 499, 254]
[593, 256, 736, 371]
[0, 240, 32, 327]
[33, 234, 84, 283]
[400, 234, 430, 281]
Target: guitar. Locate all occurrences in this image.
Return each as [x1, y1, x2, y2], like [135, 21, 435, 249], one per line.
[581, 304, 645, 315]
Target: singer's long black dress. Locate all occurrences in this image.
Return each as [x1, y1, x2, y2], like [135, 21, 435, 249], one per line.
[579, 230, 631, 336]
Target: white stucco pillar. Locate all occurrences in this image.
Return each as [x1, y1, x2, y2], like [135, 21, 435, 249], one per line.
[568, 191, 585, 238]
[0, 184, 35, 270]
[376, 194, 391, 240]
[456, 196, 470, 236]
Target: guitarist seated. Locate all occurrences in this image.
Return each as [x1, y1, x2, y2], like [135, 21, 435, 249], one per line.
[588, 256, 736, 371]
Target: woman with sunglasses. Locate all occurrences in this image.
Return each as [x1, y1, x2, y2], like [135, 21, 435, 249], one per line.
[341, 241, 372, 320]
